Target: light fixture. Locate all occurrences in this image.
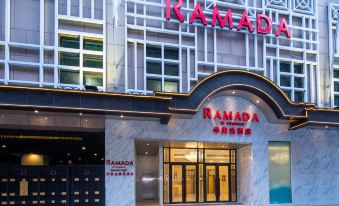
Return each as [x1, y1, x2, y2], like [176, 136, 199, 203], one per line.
[146, 143, 150, 146]
[325, 126, 328, 129]
[79, 113, 83, 116]
[67, 153, 70, 156]
[145, 152, 148, 155]
[222, 145, 225, 148]
[84, 119, 88, 122]
[94, 153, 97, 156]
[256, 100, 260, 104]
[120, 115, 124, 118]
[2, 144, 6, 148]
[232, 91, 236, 95]
[101, 158, 104, 161]
[59, 160, 63, 163]
[81, 146, 86, 150]
[34, 110, 39, 114]
[44, 117, 48, 120]
[78, 157, 82, 160]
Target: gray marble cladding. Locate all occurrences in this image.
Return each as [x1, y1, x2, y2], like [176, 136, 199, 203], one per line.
[105, 95, 339, 206]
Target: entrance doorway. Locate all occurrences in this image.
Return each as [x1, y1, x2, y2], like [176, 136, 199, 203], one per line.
[163, 143, 237, 204]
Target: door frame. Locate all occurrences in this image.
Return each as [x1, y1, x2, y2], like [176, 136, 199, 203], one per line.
[204, 163, 231, 203]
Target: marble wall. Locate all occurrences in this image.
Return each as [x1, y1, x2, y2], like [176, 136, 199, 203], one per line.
[105, 95, 339, 206]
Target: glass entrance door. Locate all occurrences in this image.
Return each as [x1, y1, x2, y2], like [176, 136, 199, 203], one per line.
[172, 165, 183, 203]
[185, 165, 197, 202]
[205, 165, 230, 202]
[171, 164, 197, 203]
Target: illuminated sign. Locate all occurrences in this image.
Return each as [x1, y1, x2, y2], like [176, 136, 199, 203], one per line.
[203, 107, 260, 136]
[106, 160, 134, 176]
[166, 0, 291, 38]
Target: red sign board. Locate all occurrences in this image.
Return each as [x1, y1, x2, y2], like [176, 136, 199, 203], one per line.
[203, 107, 260, 136]
[166, 0, 291, 38]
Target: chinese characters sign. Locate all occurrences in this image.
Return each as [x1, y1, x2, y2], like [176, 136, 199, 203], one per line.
[106, 160, 134, 176]
[203, 107, 260, 136]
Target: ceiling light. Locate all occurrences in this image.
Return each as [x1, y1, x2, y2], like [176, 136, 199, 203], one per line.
[79, 113, 83, 116]
[34, 110, 39, 114]
[44, 117, 48, 120]
[146, 143, 150, 146]
[145, 152, 148, 155]
[67, 153, 70, 156]
[2, 144, 6, 148]
[94, 153, 97, 156]
[256, 100, 260, 104]
[325, 126, 328, 129]
[81, 146, 86, 150]
[85, 119, 88, 122]
[232, 91, 236, 94]
[101, 158, 104, 161]
[120, 115, 124, 118]
[78, 157, 82, 160]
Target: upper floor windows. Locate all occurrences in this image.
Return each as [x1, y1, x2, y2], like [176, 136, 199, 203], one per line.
[60, 35, 80, 49]
[279, 62, 305, 102]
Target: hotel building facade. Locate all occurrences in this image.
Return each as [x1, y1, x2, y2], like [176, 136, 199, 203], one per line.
[0, 0, 338, 205]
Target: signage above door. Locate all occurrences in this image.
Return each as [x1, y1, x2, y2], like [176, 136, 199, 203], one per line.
[166, 1, 291, 38]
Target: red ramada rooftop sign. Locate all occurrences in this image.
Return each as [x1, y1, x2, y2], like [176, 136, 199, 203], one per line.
[166, 0, 291, 38]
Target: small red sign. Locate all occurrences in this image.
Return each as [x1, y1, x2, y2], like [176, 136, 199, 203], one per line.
[105, 160, 134, 176]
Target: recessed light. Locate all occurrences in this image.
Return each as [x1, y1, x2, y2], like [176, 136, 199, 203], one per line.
[2, 144, 6, 148]
[101, 158, 104, 161]
[78, 157, 82, 160]
[94, 153, 97, 156]
[222, 145, 225, 148]
[34, 110, 39, 114]
[256, 100, 260, 104]
[67, 153, 70, 156]
[59, 160, 63, 163]
[85, 119, 88, 122]
[325, 126, 328, 129]
[81, 146, 86, 150]
[120, 115, 124, 118]
[146, 143, 150, 146]
[232, 91, 236, 94]
[145, 152, 148, 155]
[79, 113, 83, 116]
[44, 117, 48, 120]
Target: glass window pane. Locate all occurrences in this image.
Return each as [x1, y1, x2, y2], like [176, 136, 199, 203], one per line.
[219, 166, 229, 201]
[205, 149, 229, 163]
[60, 70, 79, 84]
[198, 149, 203, 163]
[334, 82, 339, 92]
[294, 64, 303, 74]
[294, 91, 304, 102]
[146, 79, 161, 92]
[172, 165, 183, 203]
[186, 165, 197, 202]
[60, 35, 79, 49]
[164, 164, 170, 203]
[164, 80, 178, 93]
[280, 76, 291, 87]
[164, 63, 179, 76]
[206, 165, 216, 202]
[164, 47, 179, 60]
[334, 70, 339, 78]
[83, 54, 103, 68]
[269, 142, 292, 204]
[280, 63, 291, 73]
[60, 52, 80, 66]
[335, 95, 339, 106]
[146, 46, 161, 58]
[231, 164, 237, 202]
[170, 149, 197, 163]
[231, 150, 236, 163]
[84, 72, 103, 86]
[146, 61, 161, 74]
[83, 38, 103, 51]
[294, 77, 304, 88]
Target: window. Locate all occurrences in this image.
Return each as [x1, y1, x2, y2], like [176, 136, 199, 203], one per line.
[60, 35, 79, 49]
[280, 76, 291, 87]
[164, 63, 179, 76]
[335, 95, 339, 106]
[60, 70, 79, 84]
[60, 52, 80, 66]
[146, 46, 161, 58]
[280, 63, 291, 73]
[205, 149, 229, 163]
[269, 142, 292, 204]
[294, 64, 303, 74]
[334, 70, 339, 79]
[294, 77, 304, 88]
[170, 149, 197, 162]
[164, 47, 179, 60]
[164, 80, 178, 93]
[83, 54, 103, 68]
[147, 78, 161, 92]
[146, 62, 161, 74]
[84, 72, 103, 86]
[83, 38, 103, 51]
[294, 91, 304, 102]
[334, 82, 339, 92]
